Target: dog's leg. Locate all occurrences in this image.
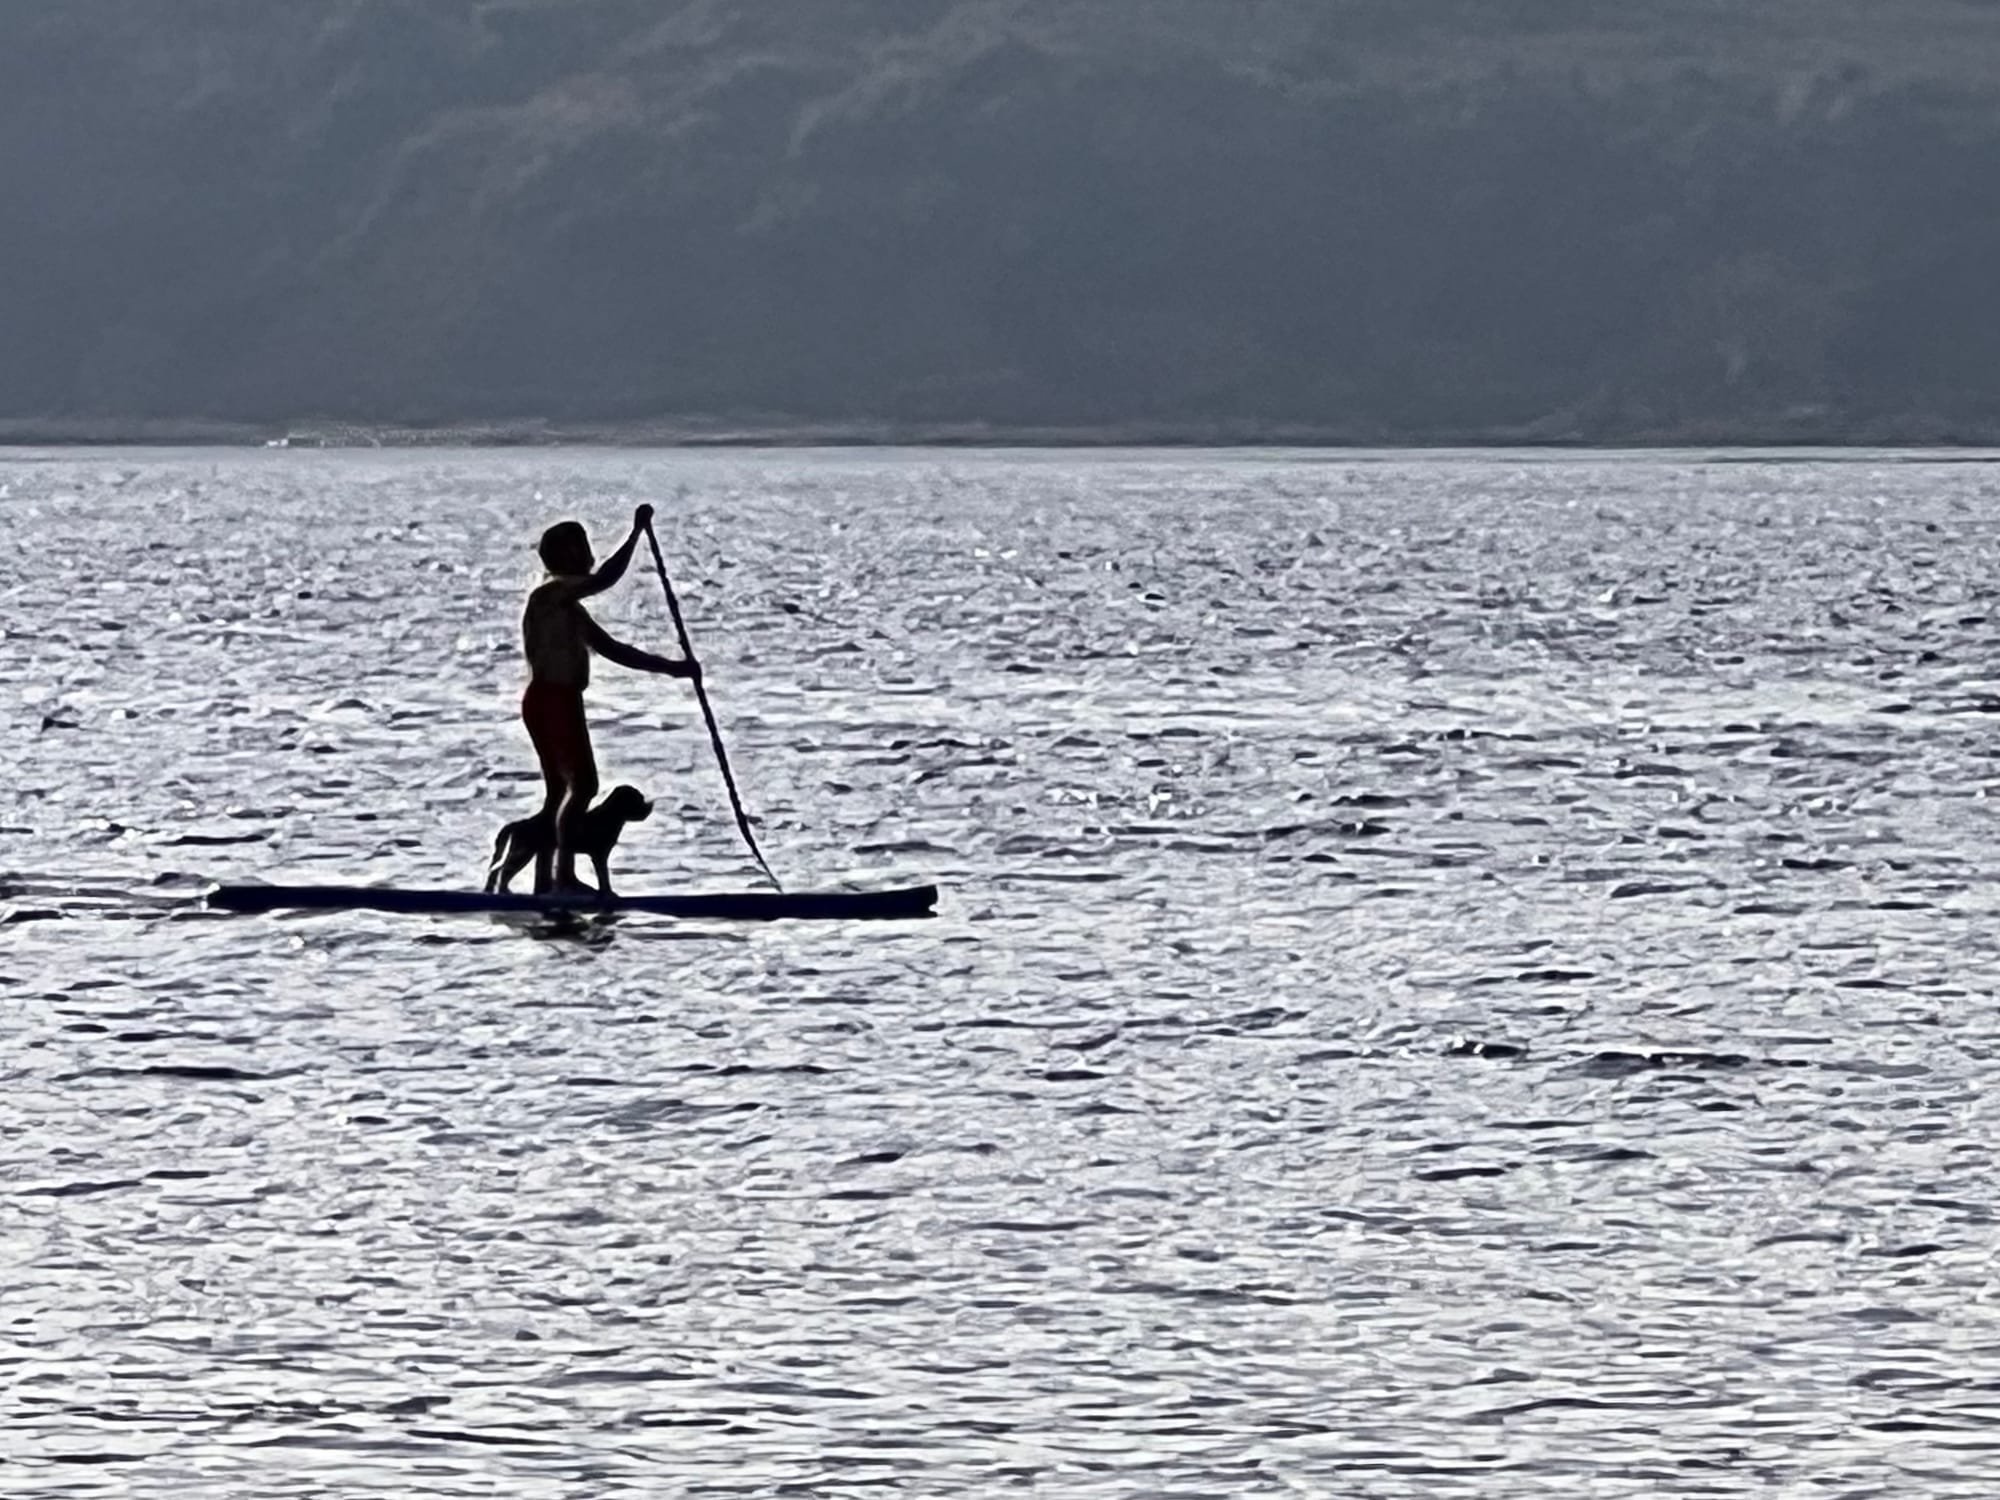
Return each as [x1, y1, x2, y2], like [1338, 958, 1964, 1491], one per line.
[591, 852, 614, 900]
[484, 826, 513, 894]
[510, 810, 551, 895]
[494, 838, 526, 894]
[488, 819, 542, 895]
[505, 830, 544, 894]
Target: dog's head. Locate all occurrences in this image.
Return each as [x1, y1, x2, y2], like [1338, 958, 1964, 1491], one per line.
[603, 784, 654, 825]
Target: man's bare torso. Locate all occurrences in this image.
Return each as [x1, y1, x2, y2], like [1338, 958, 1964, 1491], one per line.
[522, 576, 592, 689]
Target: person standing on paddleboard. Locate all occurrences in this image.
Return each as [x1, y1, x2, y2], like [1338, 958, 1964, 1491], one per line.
[522, 505, 700, 894]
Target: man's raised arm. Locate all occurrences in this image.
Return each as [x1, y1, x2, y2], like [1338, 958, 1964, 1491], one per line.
[575, 504, 654, 599]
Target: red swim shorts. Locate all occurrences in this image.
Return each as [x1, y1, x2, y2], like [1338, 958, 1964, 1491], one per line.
[521, 682, 595, 783]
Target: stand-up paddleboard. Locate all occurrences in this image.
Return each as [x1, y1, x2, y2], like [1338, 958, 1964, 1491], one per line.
[206, 883, 938, 921]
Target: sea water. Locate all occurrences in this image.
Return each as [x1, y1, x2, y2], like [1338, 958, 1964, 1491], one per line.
[6, 448, 2000, 1496]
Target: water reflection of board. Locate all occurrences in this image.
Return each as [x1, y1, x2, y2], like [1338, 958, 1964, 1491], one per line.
[207, 883, 938, 921]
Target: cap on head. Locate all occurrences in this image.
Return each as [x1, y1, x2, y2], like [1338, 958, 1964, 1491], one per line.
[538, 520, 591, 574]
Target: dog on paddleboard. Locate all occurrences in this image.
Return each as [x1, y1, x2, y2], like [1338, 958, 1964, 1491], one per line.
[484, 784, 654, 898]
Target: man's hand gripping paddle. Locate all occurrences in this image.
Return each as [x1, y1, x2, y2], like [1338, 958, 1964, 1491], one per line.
[642, 518, 781, 891]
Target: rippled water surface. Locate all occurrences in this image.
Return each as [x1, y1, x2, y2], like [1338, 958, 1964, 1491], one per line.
[9, 448, 2000, 1495]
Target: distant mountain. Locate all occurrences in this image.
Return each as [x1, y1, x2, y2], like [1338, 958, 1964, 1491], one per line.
[5, 0, 1999, 443]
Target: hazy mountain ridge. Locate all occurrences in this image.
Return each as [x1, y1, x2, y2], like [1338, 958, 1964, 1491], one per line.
[6, 1, 1999, 442]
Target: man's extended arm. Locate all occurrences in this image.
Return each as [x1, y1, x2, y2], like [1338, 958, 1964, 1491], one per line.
[583, 616, 699, 679]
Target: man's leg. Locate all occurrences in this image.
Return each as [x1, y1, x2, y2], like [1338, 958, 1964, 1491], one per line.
[554, 767, 599, 890]
[551, 702, 599, 892]
[531, 765, 563, 894]
[524, 689, 567, 895]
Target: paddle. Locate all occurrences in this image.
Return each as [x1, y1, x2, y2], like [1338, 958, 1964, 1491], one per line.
[641, 519, 782, 890]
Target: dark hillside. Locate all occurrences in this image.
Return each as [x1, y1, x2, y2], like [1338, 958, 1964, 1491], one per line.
[5, 1, 1998, 442]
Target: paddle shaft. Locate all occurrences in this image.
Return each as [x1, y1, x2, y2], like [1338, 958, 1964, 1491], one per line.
[642, 523, 781, 890]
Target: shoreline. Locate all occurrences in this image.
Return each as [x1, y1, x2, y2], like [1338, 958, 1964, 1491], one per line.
[6, 417, 2000, 451]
